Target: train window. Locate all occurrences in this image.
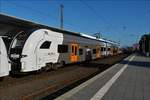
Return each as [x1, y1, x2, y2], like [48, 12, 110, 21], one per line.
[58, 45, 68, 53]
[40, 41, 51, 49]
[75, 46, 77, 55]
[72, 46, 74, 53]
[108, 48, 111, 51]
[79, 49, 83, 55]
[93, 49, 96, 54]
[104, 48, 106, 51]
[101, 47, 103, 51]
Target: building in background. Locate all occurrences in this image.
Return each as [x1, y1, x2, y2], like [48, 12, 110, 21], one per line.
[132, 43, 139, 51]
[139, 34, 150, 56]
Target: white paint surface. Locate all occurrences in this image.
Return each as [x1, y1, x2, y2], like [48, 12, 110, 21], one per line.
[0, 37, 10, 77]
[21, 29, 63, 72]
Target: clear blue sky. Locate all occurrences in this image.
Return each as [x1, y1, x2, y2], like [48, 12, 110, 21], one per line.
[0, 0, 150, 47]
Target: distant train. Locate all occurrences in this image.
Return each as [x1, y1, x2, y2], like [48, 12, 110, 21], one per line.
[0, 14, 119, 78]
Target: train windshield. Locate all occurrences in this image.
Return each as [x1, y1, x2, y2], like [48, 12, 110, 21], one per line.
[11, 31, 27, 49]
[9, 30, 30, 63]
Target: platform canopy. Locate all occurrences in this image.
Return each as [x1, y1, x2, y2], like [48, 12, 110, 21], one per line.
[0, 13, 80, 36]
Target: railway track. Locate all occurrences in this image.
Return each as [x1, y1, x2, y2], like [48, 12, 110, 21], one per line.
[0, 54, 128, 100]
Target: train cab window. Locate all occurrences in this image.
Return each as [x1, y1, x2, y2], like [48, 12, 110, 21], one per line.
[93, 49, 96, 54]
[40, 41, 51, 49]
[11, 31, 28, 49]
[79, 49, 83, 55]
[58, 45, 68, 53]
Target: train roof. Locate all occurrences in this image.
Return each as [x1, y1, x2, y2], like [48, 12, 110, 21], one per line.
[0, 13, 118, 45]
[80, 33, 119, 45]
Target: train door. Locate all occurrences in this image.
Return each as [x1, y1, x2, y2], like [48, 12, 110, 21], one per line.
[0, 37, 10, 77]
[111, 47, 114, 55]
[96, 46, 101, 58]
[70, 44, 78, 62]
[85, 48, 92, 61]
[36, 41, 52, 68]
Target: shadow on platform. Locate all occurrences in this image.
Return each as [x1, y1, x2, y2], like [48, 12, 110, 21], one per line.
[120, 60, 150, 68]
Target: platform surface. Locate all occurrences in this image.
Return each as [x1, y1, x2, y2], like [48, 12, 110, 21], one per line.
[55, 54, 150, 100]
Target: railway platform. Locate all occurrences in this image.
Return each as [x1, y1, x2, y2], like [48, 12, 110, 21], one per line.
[55, 53, 150, 100]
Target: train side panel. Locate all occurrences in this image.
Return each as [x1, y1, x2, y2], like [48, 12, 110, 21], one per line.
[0, 37, 10, 77]
[57, 33, 101, 64]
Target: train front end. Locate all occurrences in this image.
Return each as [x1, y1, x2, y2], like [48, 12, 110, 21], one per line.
[8, 30, 30, 73]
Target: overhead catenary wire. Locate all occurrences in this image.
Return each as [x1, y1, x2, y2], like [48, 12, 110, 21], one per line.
[79, 0, 121, 42]
[80, 0, 104, 23]
[80, 0, 123, 44]
[79, 0, 113, 30]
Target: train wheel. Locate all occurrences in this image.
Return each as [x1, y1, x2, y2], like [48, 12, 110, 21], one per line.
[52, 64, 58, 70]
[45, 63, 52, 71]
[36, 68, 43, 74]
[60, 61, 65, 67]
[0, 77, 4, 81]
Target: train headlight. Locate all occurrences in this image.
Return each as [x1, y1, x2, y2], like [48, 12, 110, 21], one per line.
[21, 62, 25, 70]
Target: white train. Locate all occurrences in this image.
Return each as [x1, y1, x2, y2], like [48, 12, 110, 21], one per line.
[0, 36, 10, 77]
[0, 13, 119, 77]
